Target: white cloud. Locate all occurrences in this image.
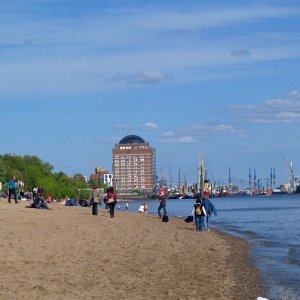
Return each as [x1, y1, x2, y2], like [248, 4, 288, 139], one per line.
[161, 131, 176, 138]
[0, 4, 300, 95]
[289, 90, 300, 97]
[187, 124, 244, 136]
[109, 70, 171, 85]
[138, 122, 159, 130]
[231, 49, 251, 58]
[114, 124, 134, 130]
[159, 123, 245, 144]
[161, 136, 196, 144]
[230, 90, 300, 124]
[115, 122, 158, 131]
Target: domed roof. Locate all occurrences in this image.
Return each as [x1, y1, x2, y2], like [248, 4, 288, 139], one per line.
[119, 135, 146, 144]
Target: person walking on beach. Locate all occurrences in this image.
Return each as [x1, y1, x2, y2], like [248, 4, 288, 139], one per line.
[192, 194, 207, 231]
[158, 188, 167, 218]
[7, 176, 18, 203]
[202, 196, 217, 231]
[106, 187, 117, 218]
[90, 185, 102, 216]
[125, 201, 129, 211]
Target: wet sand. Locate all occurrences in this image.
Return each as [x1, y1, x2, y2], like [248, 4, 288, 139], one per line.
[0, 198, 267, 299]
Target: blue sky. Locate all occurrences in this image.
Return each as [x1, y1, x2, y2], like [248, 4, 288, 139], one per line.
[1, 0, 300, 188]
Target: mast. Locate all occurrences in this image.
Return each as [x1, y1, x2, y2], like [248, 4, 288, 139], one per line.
[248, 168, 252, 190]
[229, 167, 232, 193]
[200, 152, 205, 198]
[178, 167, 181, 190]
[198, 153, 201, 191]
[290, 161, 295, 191]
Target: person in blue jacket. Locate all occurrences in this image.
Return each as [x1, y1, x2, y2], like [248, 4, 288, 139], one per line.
[202, 196, 217, 231]
[7, 176, 18, 203]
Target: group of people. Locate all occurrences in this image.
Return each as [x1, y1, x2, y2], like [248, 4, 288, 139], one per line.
[5, 176, 49, 206]
[138, 203, 148, 213]
[191, 193, 217, 231]
[5, 176, 217, 229]
[29, 193, 51, 210]
[157, 187, 217, 230]
[89, 186, 118, 218]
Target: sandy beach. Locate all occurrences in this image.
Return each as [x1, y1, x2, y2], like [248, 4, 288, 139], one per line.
[0, 198, 267, 300]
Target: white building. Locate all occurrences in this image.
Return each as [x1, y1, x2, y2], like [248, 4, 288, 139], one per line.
[103, 173, 113, 187]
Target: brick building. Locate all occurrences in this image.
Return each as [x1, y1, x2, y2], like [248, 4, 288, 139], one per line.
[112, 135, 156, 193]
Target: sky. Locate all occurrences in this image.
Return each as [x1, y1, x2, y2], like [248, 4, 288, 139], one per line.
[1, 0, 300, 188]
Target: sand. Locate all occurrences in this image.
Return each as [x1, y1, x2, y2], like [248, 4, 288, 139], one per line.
[0, 198, 267, 300]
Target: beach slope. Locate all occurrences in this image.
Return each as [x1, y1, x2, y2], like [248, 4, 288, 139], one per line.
[0, 199, 266, 299]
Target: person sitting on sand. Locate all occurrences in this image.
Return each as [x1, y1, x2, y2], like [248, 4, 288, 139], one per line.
[46, 192, 52, 203]
[35, 194, 51, 210]
[144, 203, 148, 213]
[138, 203, 145, 213]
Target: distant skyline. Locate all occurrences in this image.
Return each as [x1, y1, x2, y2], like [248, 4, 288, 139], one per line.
[1, 0, 300, 188]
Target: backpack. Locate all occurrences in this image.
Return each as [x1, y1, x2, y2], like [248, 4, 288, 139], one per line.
[195, 205, 202, 216]
[185, 215, 193, 223]
[162, 214, 169, 222]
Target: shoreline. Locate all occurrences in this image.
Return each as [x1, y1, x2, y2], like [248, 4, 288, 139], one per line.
[0, 198, 267, 299]
[213, 228, 267, 299]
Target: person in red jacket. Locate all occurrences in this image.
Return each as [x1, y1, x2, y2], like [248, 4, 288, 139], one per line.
[106, 187, 117, 218]
[157, 188, 167, 218]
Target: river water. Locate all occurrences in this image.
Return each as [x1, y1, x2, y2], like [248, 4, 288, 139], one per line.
[125, 193, 300, 300]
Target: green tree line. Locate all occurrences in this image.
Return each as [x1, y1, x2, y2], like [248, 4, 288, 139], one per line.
[0, 154, 106, 199]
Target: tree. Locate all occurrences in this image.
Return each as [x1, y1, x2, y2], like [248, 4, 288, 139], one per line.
[0, 154, 90, 199]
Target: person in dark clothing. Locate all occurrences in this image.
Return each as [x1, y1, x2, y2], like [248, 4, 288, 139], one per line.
[37, 186, 44, 196]
[193, 200, 206, 231]
[192, 194, 207, 231]
[34, 194, 50, 210]
[106, 187, 117, 218]
[157, 188, 167, 218]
